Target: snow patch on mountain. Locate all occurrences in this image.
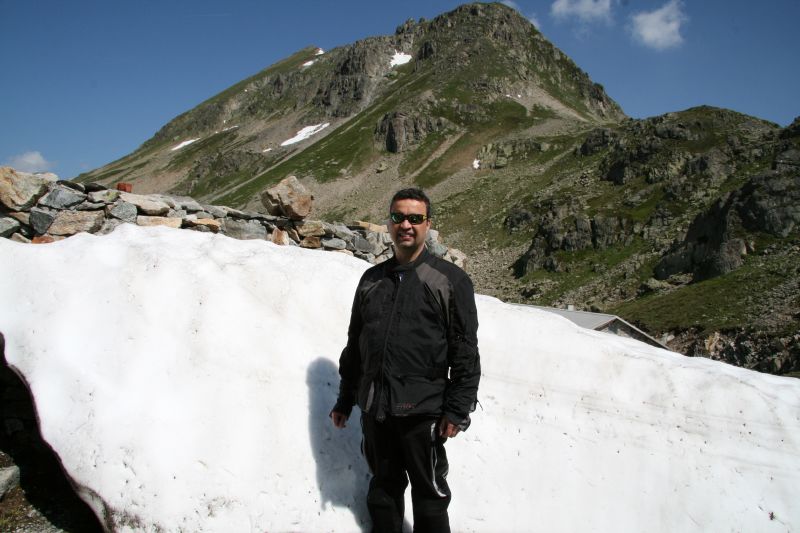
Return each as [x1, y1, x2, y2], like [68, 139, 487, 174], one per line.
[280, 123, 330, 146]
[170, 138, 200, 151]
[390, 50, 412, 67]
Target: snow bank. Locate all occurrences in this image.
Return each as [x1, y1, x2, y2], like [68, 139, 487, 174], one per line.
[280, 123, 330, 146]
[0, 225, 798, 532]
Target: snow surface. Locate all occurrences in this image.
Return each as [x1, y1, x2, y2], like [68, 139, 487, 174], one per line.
[280, 123, 330, 146]
[390, 50, 412, 67]
[316, 48, 325, 56]
[170, 138, 200, 151]
[1, 224, 799, 532]
[473, 159, 481, 170]
[302, 60, 315, 68]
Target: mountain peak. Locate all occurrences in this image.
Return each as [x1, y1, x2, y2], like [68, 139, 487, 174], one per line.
[78, 2, 625, 206]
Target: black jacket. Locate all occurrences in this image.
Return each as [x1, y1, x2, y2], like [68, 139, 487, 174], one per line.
[334, 247, 480, 429]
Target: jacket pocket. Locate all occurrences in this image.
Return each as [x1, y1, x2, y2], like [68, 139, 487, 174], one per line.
[387, 374, 446, 416]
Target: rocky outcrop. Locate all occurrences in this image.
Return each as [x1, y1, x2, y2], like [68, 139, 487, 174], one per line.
[671, 328, 800, 376]
[476, 139, 544, 169]
[512, 202, 635, 275]
[375, 112, 451, 152]
[0, 167, 466, 269]
[655, 170, 800, 281]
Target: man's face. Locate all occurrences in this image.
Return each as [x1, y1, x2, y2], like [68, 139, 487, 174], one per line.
[388, 198, 430, 256]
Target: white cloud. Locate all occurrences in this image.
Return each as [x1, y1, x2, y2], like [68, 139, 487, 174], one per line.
[6, 151, 53, 173]
[630, 0, 687, 50]
[550, 0, 612, 23]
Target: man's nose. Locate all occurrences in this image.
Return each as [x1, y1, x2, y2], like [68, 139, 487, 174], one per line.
[400, 218, 413, 228]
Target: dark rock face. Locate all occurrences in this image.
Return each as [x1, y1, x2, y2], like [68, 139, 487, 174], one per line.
[737, 172, 800, 237]
[779, 116, 800, 139]
[375, 112, 451, 153]
[655, 170, 800, 281]
[477, 139, 543, 169]
[676, 328, 800, 376]
[514, 203, 634, 276]
[579, 128, 617, 156]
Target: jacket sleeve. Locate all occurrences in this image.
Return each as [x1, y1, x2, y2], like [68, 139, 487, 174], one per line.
[332, 278, 364, 417]
[443, 273, 481, 430]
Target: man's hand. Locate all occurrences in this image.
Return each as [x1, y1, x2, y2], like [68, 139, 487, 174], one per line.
[438, 416, 460, 438]
[331, 410, 349, 429]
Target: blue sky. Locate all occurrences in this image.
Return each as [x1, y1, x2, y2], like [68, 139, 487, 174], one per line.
[2, 0, 798, 180]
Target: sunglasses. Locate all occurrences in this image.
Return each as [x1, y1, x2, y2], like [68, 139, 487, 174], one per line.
[390, 212, 429, 225]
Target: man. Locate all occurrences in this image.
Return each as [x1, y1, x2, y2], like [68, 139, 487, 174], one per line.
[331, 188, 481, 532]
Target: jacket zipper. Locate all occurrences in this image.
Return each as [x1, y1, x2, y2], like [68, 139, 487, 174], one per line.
[374, 271, 402, 421]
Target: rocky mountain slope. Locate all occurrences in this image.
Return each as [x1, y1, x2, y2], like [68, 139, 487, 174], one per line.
[74, 2, 799, 375]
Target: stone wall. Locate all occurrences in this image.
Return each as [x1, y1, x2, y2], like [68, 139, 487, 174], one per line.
[0, 167, 467, 269]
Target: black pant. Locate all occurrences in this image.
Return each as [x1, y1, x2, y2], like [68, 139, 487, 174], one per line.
[361, 414, 451, 533]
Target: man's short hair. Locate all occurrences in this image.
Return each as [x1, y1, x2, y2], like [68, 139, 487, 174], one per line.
[390, 188, 432, 218]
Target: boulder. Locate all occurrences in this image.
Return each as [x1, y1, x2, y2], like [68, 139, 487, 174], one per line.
[119, 192, 170, 216]
[176, 198, 205, 213]
[83, 182, 107, 193]
[429, 241, 448, 257]
[48, 211, 105, 236]
[353, 220, 388, 233]
[270, 228, 293, 246]
[352, 234, 373, 254]
[444, 248, 467, 270]
[88, 189, 120, 204]
[38, 186, 87, 209]
[202, 205, 228, 219]
[321, 237, 347, 250]
[295, 220, 326, 237]
[108, 201, 138, 223]
[222, 219, 267, 240]
[6, 211, 29, 225]
[136, 216, 183, 229]
[97, 218, 124, 236]
[332, 224, 356, 240]
[10, 233, 31, 243]
[184, 218, 221, 233]
[29, 207, 57, 234]
[0, 217, 21, 238]
[260, 176, 314, 220]
[300, 236, 322, 248]
[76, 201, 106, 211]
[0, 167, 51, 210]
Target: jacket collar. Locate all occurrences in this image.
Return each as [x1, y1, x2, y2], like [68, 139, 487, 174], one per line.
[388, 245, 430, 274]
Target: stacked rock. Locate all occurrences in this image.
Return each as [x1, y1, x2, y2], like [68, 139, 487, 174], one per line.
[0, 168, 467, 269]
